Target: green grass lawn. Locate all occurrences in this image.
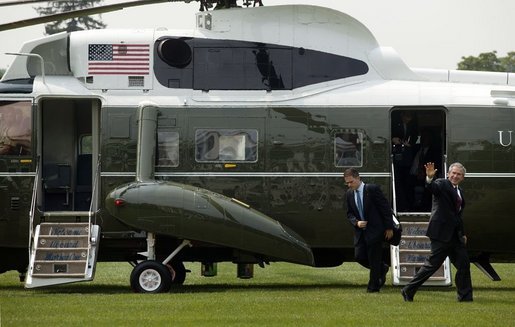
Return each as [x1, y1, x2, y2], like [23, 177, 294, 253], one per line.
[1, 261, 514, 326]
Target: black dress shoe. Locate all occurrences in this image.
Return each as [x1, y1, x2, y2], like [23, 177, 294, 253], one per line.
[401, 288, 413, 302]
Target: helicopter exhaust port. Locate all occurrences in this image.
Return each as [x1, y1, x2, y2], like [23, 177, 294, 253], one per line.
[157, 38, 192, 68]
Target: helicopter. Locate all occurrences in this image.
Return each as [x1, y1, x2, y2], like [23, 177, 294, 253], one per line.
[0, 0, 514, 293]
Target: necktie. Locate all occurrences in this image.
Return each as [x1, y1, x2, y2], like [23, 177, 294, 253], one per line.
[356, 190, 364, 219]
[455, 187, 462, 212]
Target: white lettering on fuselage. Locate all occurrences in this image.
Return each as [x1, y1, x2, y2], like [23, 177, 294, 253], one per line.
[498, 130, 513, 147]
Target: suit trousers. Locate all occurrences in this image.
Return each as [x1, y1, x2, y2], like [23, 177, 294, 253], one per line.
[403, 237, 473, 301]
[355, 234, 387, 291]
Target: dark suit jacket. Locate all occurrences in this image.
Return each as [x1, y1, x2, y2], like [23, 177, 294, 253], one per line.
[346, 183, 394, 244]
[425, 178, 466, 242]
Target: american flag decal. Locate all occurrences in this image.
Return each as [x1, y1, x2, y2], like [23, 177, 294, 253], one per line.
[88, 44, 150, 75]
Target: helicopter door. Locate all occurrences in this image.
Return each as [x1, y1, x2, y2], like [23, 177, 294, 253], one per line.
[391, 108, 446, 213]
[390, 108, 451, 286]
[40, 98, 99, 212]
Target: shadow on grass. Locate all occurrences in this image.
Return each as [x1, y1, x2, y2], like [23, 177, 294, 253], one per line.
[3, 281, 514, 295]
[171, 282, 366, 294]
[1, 281, 372, 294]
[0, 283, 132, 294]
[417, 285, 515, 293]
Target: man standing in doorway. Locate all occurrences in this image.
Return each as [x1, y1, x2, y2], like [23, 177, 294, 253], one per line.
[344, 168, 394, 292]
[401, 162, 473, 302]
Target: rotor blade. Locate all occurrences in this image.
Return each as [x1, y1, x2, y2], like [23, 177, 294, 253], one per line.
[0, 0, 51, 7]
[0, 0, 187, 32]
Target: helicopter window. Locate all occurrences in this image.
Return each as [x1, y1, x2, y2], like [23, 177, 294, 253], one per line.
[80, 135, 92, 155]
[0, 101, 32, 156]
[334, 131, 363, 167]
[156, 131, 179, 167]
[195, 129, 258, 163]
[29, 37, 71, 77]
[193, 47, 292, 90]
[154, 38, 369, 90]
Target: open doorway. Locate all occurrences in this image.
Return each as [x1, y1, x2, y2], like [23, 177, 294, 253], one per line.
[39, 98, 99, 212]
[390, 108, 446, 213]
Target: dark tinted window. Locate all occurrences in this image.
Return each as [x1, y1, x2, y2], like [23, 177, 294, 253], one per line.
[194, 47, 291, 90]
[154, 38, 369, 90]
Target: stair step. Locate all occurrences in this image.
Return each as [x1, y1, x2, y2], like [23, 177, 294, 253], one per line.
[36, 247, 89, 251]
[399, 262, 428, 266]
[42, 211, 91, 217]
[37, 238, 89, 249]
[31, 273, 87, 278]
[34, 260, 87, 263]
[399, 264, 446, 276]
[32, 261, 88, 275]
[38, 235, 89, 238]
[397, 212, 431, 218]
[399, 276, 448, 281]
[401, 225, 429, 236]
[39, 223, 90, 236]
[36, 251, 88, 257]
[399, 249, 431, 253]
[400, 235, 430, 239]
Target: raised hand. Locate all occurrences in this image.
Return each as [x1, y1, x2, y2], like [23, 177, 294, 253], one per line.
[424, 162, 437, 179]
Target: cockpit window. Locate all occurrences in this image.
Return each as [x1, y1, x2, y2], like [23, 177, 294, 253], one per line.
[195, 129, 258, 162]
[2, 35, 71, 81]
[0, 101, 32, 156]
[334, 131, 362, 167]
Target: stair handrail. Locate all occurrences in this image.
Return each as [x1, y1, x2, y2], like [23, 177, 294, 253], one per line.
[82, 154, 101, 275]
[390, 155, 398, 216]
[443, 154, 448, 178]
[28, 156, 40, 259]
[89, 154, 101, 227]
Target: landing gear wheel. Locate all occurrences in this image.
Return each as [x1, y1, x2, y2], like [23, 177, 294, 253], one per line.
[168, 261, 186, 285]
[130, 260, 172, 293]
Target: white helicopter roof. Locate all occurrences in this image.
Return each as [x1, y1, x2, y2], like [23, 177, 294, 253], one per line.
[2, 5, 414, 83]
[1, 4, 514, 108]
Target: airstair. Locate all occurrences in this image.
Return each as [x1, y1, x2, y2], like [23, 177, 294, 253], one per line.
[25, 160, 101, 288]
[390, 212, 451, 286]
[26, 219, 100, 288]
[390, 161, 451, 286]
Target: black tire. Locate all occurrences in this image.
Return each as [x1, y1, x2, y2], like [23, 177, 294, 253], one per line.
[169, 261, 186, 285]
[130, 260, 172, 293]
